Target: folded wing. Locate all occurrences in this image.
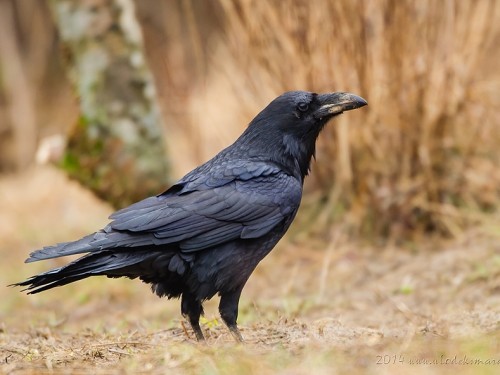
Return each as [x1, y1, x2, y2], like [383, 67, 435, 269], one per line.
[26, 161, 301, 262]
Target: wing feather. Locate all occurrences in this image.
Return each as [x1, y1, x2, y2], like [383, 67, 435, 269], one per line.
[26, 161, 302, 262]
[107, 162, 301, 252]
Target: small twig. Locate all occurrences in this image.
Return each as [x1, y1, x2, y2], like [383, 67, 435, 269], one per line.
[108, 348, 131, 356]
[1, 347, 26, 356]
[180, 320, 192, 340]
[82, 341, 156, 351]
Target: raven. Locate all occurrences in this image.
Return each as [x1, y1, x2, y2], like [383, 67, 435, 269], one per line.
[13, 91, 367, 341]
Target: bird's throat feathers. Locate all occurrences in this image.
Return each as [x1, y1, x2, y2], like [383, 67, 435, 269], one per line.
[231, 117, 325, 183]
[282, 132, 318, 180]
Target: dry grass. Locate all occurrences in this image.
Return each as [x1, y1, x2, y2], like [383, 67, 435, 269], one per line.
[2, 2, 500, 374]
[1, 167, 499, 374]
[182, 0, 500, 241]
[2, 1, 500, 240]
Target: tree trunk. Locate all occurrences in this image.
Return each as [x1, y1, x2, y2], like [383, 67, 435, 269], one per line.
[50, 0, 168, 208]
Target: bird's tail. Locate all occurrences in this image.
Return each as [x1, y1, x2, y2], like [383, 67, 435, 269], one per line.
[24, 226, 155, 263]
[11, 250, 157, 294]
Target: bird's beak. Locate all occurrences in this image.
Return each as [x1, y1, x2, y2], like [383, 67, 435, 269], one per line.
[314, 92, 367, 119]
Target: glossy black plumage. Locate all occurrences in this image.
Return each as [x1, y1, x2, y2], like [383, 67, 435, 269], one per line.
[12, 91, 367, 341]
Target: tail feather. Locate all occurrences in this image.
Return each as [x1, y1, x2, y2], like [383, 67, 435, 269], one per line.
[12, 250, 159, 294]
[26, 234, 96, 263]
[26, 226, 159, 263]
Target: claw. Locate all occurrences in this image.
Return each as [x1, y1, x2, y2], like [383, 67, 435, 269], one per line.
[228, 324, 243, 342]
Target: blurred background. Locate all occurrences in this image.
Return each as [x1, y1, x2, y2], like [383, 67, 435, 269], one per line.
[1, 0, 500, 243]
[2, 0, 500, 244]
[1, 1, 500, 372]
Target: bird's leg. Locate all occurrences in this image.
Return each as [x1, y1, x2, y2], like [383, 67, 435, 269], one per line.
[181, 293, 204, 341]
[219, 288, 244, 342]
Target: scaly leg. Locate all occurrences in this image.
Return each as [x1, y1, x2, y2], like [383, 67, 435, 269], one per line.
[219, 287, 244, 342]
[181, 292, 204, 341]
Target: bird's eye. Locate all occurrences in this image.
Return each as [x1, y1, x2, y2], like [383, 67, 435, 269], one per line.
[297, 102, 309, 112]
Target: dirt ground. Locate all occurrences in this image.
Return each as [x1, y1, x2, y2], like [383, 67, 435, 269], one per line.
[1, 166, 499, 374]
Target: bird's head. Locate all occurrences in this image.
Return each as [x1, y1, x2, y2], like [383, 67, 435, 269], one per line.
[238, 91, 367, 181]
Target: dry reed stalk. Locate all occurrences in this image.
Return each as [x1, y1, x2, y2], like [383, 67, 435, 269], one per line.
[185, 0, 500, 241]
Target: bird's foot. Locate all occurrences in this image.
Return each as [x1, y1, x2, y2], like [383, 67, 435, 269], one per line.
[182, 314, 205, 342]
[228, 324, 243, 343]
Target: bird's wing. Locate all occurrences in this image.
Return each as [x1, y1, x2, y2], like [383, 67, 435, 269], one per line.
[109, 161, 302, 252]
[26, 161, 301, 262]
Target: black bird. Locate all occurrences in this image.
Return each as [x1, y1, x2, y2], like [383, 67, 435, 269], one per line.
[12, 91, 367, 341]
